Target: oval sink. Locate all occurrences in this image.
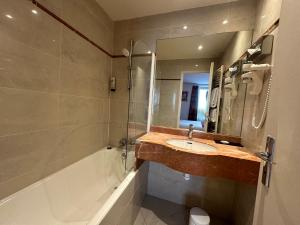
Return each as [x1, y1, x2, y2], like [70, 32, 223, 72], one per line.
[166, 139, 217, 153]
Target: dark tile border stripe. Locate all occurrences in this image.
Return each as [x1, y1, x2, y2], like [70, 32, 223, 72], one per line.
[31, 0, 113, 57]
[31, 0, 153, 59]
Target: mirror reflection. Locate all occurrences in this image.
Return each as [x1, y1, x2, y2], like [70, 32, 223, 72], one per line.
[152, 31, 253, 136]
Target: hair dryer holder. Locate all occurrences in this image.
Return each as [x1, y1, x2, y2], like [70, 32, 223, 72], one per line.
[242, 71, 264, 95]
[241, 64, 272, 95]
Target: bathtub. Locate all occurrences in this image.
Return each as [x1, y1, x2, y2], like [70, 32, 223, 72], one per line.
[0, 147, 148, 225]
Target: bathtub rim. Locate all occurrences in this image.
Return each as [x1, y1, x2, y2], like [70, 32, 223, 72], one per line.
[0, 147, 123, 207]
[87, 169, 137, 225]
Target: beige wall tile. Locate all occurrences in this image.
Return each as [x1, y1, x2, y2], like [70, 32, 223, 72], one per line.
[109, 122, 127, 147]
[253, 0, 282, 41]
[59, 95, 102, 126]
[61, 0, 113, 52]
[0, 0, 113, 200]
[0, 87, 59, 136]
[0, 129, 59, 183]
[61, 27, 104, 66]
[113, 0, 257, 54]
[59, 58, 110, 98]
[220, 30, 253, 68]
[0, 0, 62, 57]
[58, 123, 108, 159]
[0, 35, 60, 92]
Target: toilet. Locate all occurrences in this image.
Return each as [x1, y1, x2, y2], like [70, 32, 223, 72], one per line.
[189, 207, 210, 225]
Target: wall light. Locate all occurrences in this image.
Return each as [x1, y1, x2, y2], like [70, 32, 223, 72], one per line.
[5, 14, 13, 19]
[147, 50, 152, 54]
[222, 19, 228, 25]
[183, 25, 188, 30]
[198, 45, 203, 50]
[31, 9, 38, 15]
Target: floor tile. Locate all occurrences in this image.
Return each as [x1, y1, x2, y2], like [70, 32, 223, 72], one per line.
[134, 195, 231, 225]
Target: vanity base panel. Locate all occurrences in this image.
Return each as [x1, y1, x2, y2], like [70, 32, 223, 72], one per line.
[135, 142, 260, 185]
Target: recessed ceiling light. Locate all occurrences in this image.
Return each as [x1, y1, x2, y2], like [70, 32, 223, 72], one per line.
[222, 19, 228, 25]
[183, 25, 188, 30]
[5, 14, 13, 19]
[31, 9, 38, 14]
[147, 50, 151, 54]
[195, 64, 199, 67]
[198, 45, 203, 50]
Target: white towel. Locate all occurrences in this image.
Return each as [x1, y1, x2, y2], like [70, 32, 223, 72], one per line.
[210, 88, 219, 108]
[210, 108, 217, 122]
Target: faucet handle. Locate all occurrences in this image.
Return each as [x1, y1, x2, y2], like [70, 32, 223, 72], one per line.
[189, 124, 194, 130]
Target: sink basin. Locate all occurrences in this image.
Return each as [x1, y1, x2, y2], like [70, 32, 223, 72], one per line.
[166, 139, 217, 153]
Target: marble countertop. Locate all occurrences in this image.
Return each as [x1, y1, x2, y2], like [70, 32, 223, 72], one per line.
[138, 132, 260, 162]
[135, 132, 261, 185]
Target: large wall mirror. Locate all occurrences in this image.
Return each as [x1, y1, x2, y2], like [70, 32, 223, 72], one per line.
[152, 30, 253, 136]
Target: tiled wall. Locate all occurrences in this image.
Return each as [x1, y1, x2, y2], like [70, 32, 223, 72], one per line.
[114, 0, 257, 55]
[219, 72, 248, 137]
[241, 0, 282, 152]
[0, 0, 113, 199]
[253, 0, 282, 41]
[233, 0, 282, 224]
[218, 31, 252, 136]
[109, 58, 129, 147]
[220, 30, 253, 68]
[109, 56, 151, 148]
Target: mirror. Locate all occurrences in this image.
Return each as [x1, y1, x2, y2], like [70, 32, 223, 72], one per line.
[152, 31, 253, 136]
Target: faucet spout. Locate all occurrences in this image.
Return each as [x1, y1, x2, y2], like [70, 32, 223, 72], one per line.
[188, 124, 194, 139]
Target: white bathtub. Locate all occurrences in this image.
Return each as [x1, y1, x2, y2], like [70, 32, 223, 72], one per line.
[0, 148, 148, 225]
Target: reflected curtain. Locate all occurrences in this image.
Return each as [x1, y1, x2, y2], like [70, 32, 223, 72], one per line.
[197, 88, 208, 121]
[188, 85, 199, 121]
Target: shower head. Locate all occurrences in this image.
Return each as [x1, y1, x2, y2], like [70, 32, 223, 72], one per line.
[122, 48, 130, 57]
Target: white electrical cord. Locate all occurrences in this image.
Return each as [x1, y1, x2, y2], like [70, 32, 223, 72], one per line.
[252, 73, 273, 129]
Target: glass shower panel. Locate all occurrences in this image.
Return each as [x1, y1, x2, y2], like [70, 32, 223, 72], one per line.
[125, 41, 153, 171]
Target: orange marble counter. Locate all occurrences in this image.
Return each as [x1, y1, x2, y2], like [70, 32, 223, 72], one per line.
[135, 132, 261, 185]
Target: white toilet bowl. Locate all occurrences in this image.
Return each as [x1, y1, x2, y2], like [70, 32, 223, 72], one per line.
[189, 207, 210, 225]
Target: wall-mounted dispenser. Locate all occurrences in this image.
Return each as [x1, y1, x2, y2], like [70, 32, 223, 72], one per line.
[110, 76, 116, 92]
[247, 45, 261, 56]
[247, 35, 274, 61]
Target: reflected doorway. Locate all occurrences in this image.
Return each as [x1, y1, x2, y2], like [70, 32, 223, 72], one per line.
[178, 72, 210, 131]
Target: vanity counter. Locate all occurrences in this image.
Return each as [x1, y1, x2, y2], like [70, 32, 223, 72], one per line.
[135, 132, 261, 185]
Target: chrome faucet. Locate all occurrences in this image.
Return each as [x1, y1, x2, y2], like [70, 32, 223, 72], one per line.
[188, 124, 194, 139]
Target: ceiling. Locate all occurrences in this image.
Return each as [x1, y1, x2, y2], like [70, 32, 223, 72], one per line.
[156, 32, 236, 60]
[183, 73, 209, 85]
[96, 0, 238, 21]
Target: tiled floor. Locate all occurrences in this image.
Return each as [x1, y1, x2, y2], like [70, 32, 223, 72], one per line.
[134, 195, 231, 225]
